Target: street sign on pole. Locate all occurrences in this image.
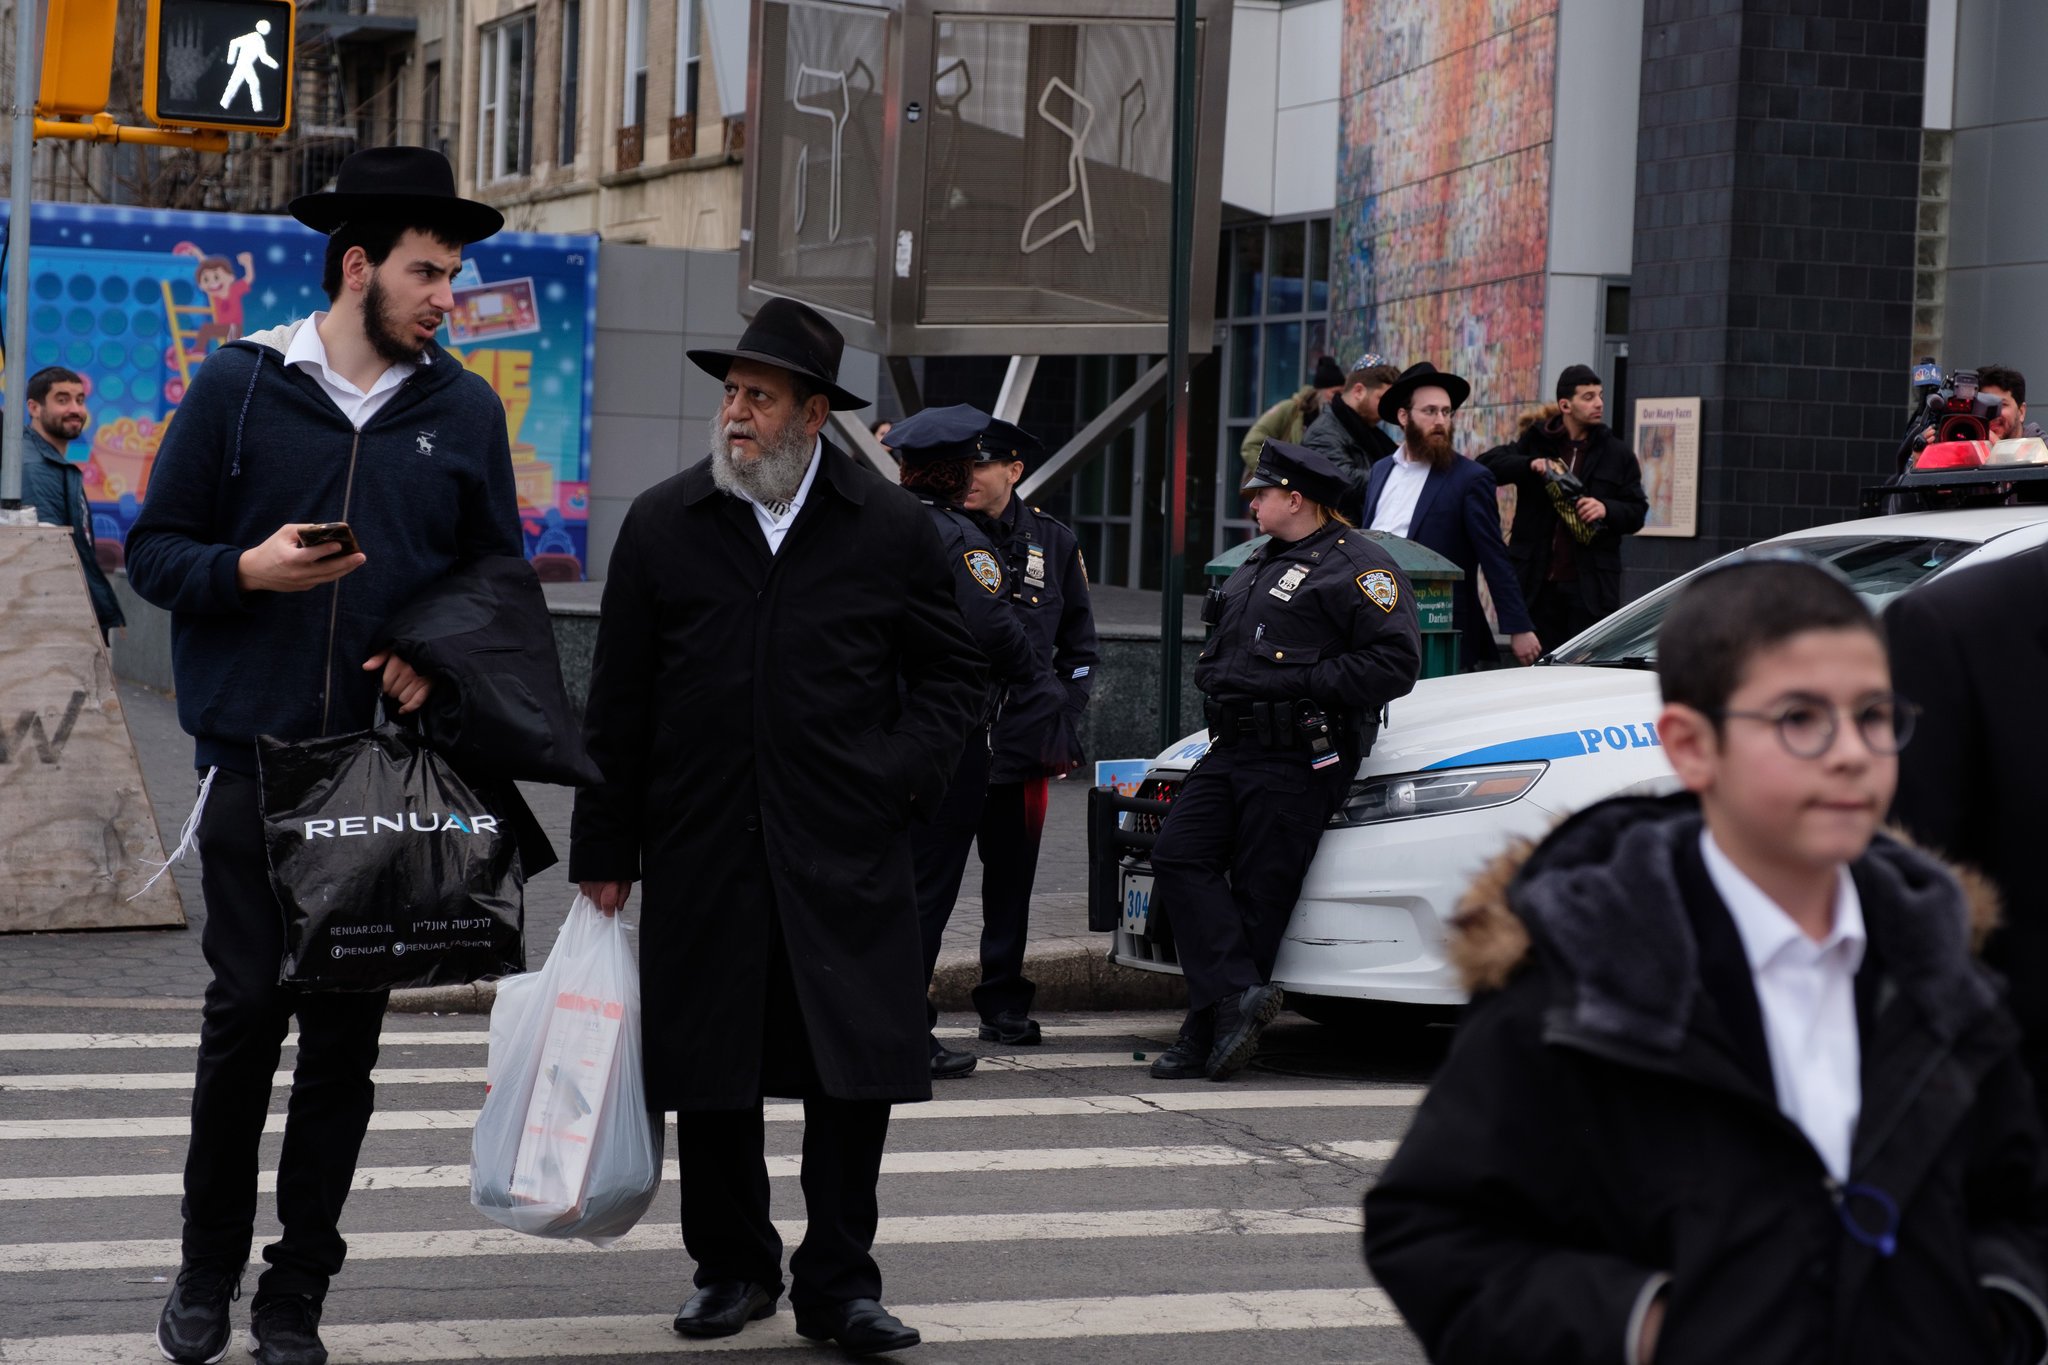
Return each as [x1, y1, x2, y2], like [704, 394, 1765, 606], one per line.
[144, 0, 296, 134]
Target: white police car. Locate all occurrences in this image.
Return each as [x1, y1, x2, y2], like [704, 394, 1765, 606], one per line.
[1102, 501, 2048, 1021]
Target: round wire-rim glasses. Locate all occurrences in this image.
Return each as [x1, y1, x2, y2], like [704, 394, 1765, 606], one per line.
[1708, 693, 1922, 758]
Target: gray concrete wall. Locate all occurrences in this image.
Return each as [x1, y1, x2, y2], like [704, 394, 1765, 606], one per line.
[1944, 0, 2048, 383]
[588, 245, 880, 581]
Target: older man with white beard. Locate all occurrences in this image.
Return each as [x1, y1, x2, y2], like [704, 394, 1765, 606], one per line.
[571, 298, 988, 1354]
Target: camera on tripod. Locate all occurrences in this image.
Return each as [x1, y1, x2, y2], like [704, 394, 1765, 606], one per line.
[1918, 368, 2005, 443]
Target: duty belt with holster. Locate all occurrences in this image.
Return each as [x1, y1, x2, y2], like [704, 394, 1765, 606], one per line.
[1204, 699, 1379, 761]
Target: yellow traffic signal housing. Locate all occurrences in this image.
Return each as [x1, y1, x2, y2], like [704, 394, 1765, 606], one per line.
[144, 0, 296, 135]
[38, 0, 121, 117]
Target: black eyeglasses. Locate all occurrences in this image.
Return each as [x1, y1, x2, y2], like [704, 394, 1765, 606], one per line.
[1708, 693, 1921, 758]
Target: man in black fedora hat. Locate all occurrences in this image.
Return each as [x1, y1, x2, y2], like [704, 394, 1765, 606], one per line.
[126, 145, 522, 1365]
[572, 297, 988, 1354]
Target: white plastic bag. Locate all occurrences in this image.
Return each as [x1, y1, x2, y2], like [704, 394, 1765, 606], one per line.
[469, 896, 664, 1245]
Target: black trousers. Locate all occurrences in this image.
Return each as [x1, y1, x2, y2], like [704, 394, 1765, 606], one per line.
[911, 733, 992, 1032]
[1530, 580, 1598, 654]
[971, 778, 1049, 1022]
[1147, 746, 1349, 1012]
[181, 770, 388, 1301]
[678, 918, 892, 1310]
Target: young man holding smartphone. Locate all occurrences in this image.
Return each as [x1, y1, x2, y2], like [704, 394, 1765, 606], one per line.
[125, 147, 522, 1365]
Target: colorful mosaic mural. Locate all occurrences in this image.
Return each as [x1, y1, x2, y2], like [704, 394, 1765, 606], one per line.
[1332, 0, 1558, 456]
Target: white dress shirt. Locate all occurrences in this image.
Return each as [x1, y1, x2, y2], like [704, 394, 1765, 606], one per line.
[1700, 830, 1866, 1181]
[736, 439, 822, 555]
[1367, 445, 1431, 538]
[283, 314, 418, 430]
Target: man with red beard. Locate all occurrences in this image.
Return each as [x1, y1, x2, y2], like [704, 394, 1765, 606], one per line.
[1362, 363, 1539, 669]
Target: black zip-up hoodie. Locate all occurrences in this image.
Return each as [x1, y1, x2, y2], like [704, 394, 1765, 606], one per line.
[126, 320, 523, 774]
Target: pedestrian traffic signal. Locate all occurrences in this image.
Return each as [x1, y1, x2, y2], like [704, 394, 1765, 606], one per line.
[144, 0, 296, 135]
[37, 0, 121, 117]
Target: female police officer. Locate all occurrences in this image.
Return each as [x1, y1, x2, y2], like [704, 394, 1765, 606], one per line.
[1148, 439, 1422, 1080]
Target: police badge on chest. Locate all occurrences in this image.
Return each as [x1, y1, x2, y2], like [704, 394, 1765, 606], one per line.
[1025, 544, 1047, 589]
[1269, 565, 1310, 602]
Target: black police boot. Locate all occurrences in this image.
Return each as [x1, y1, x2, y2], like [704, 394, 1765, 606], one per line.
[155, 1261, 243, 1365]
[977, 1013, 1042, 1046]
[1208, 984, 1285, 1081]
[1149, 1007, 1215, 1080]
[247, 1293, 327, 1365]
[930, 1036, 978, 1079]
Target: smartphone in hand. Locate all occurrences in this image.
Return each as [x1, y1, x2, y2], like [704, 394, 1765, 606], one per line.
[297, 522, 361, 556]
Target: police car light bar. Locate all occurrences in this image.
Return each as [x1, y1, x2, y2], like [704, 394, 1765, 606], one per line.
[1912, 437, 2048, 473]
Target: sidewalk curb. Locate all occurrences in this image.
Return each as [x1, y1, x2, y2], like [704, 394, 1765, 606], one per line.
[387, 943, 1187, 1016]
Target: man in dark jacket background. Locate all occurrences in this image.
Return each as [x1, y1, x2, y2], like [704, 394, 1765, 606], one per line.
[1479, 363, 1648, 651]
[17, 366, 125, 640]
[572, 299, 987, 1355]
[1301, 353, 1400, 521]
[962, 423, 1099, 1045]
[125, 147, 520, 1365]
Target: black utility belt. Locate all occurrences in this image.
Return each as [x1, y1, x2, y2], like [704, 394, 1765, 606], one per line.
[1205, 699, 1344, 753]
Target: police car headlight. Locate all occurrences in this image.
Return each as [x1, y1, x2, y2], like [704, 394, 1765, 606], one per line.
[1335, 762, 1548, 826]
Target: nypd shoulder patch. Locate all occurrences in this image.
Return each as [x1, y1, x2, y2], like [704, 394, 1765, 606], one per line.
[1358, 569, 1399, 612]
[965, 549, 1004, 594]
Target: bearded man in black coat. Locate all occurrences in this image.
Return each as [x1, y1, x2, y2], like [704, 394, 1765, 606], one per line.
[570, 299, 987, 1355]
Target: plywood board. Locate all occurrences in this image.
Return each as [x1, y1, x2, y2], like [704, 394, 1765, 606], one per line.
[0, 526, 184, 931]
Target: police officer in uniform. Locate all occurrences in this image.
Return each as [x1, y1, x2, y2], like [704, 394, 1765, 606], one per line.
[961, 426, 1100, 1046]
[1148, 440, 1422, 1081]
[884, 406, 1046, 1079]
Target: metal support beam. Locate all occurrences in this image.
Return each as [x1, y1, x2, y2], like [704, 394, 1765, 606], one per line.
[994, 355, 1039, 424]
[885, 355, 922, 416]
[830, 410, 899, 480]
[32, 113, 228, 151]
[2, 0, 37, 509]
[1016, 358, 1170, 504]
[1159, 0, 1200, 746]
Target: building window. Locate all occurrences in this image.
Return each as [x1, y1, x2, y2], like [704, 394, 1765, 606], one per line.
[1212, 215, 1334, 558]
[558, 0, 581, 165]
[478, 13, 537, 183]
[625, 0, 648, 129]
[422, 61, 444, 158]
[672, 0, 700, 157]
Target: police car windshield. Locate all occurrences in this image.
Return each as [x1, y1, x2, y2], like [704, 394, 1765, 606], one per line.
[1550, 536, 1974, 666]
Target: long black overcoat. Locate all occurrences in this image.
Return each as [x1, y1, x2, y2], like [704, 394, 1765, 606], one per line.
[568, 440, 987, 1110]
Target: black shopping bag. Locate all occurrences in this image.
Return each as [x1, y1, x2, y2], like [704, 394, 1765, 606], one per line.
[259, 723, 526, 991]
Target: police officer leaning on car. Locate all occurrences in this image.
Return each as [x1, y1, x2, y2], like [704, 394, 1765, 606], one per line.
[1147, 440, 1422, 1081]
[884, 406, 1048, 1080]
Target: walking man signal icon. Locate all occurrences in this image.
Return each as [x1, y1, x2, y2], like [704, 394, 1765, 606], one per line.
[220, 19, 278, 113]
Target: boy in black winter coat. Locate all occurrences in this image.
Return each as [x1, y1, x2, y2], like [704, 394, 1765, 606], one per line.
[1364, 555, 2048, 1365]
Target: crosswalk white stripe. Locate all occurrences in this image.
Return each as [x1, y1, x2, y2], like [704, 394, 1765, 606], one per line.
[0, 1140, 1396, 1203]
[0, 1088, 1425, 1141]
[0, 1205, 1367, 1273]
[0, 1018, 1184, 1052]
[0, 1288, 1403, 1362]
[0, 1051, 1159, 1092]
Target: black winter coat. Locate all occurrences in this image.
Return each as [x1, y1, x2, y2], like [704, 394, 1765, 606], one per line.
[1478, 413, 1648, 622]
[919, 497, 1039, 717]
[568, 442, 988, 1110]
[986, 497, 1097, 784]
[1365, 796, 2048, 1365]
[1195, 522, 1421, 722]
[1888, 544, 2048, 1122]
[1300, 400, 1397, 524]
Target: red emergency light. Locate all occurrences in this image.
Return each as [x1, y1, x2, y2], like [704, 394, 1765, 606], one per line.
[1913, 440, 1989, 471]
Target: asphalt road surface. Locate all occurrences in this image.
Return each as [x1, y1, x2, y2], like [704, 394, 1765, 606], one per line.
[0, 1004, 1447, 1364]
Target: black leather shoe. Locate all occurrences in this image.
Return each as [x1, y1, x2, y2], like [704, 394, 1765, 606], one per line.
[930, 1040, 978, 1079]
[977, 1014, 1042, 1046]
[247, 1293, 327, 1365]
[155, 1261, 242, 1365]
[1149, 1007, 1214, 1080]
[673, 1280, 777, 1338]
[1208, 984, 1285, 1081]
[795, 1297, 922, 1356]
